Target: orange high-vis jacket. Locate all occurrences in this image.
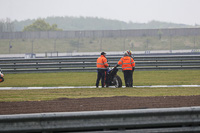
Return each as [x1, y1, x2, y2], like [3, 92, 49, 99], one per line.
[118, 56, 135, 70]
[96, 55, 109, 69]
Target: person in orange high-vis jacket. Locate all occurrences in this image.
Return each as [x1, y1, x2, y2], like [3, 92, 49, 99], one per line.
[96, 52, 109, 88]
[0, 69, 4, 83]
[114, 50, 135, 87]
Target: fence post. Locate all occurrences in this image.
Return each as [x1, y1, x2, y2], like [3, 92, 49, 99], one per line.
[14, 62, 16, 71]
[83, 61, 85, 69]
[59, 62, 61, 69]
[36, 62, 38, 70]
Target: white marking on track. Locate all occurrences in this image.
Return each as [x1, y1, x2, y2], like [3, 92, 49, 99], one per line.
[0, 85, 200, 90]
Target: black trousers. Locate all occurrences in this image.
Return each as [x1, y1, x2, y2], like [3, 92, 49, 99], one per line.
[123, 70, 133, 87]
[96, 69, 107, 87]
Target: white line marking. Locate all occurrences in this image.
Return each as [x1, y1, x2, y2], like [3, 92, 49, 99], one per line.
[133, 85, 200, 88]
[0, 85, 200, 90]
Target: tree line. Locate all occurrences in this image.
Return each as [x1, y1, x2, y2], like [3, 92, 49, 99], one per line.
[0, 18, 14, 32]
[0, 16, 196, 32]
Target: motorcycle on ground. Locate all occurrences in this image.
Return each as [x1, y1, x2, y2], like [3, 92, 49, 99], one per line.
[0, 69, 4, 83]
[106, 67, 122, 88]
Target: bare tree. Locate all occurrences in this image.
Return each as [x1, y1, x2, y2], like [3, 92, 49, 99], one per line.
[6, 18, 14, 32]
[0, 19, 5, 32]
[0, 18, 14, 32]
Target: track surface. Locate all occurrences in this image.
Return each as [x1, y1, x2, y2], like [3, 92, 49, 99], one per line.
[0, 95, 200, 115]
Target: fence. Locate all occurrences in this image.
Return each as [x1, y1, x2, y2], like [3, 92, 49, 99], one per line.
[0, 55, 200, 73]
[1, 28, 200, 39]
[0, 107, 200, 133]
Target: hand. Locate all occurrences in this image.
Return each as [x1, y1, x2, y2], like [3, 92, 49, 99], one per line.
[115, 64, 119, 68]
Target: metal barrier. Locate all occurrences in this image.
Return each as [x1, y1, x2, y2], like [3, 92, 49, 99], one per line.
[0, 55, 200, 73]
[0, 107, 200, 133]
[1, 28, 200, 39]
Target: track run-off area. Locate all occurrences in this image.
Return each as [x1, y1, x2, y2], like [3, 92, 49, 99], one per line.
[0, 85, 200, 90]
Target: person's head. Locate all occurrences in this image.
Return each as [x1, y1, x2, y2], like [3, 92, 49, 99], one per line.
[101, 52, 106, 57]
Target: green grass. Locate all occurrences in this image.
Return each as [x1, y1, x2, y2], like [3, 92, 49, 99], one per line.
[0, 36, 200, 54]
[0, 70, 199, 87]
[0, 70, 200, 102]
[0, 87, 200, 102]
[0, 72, 97, 87]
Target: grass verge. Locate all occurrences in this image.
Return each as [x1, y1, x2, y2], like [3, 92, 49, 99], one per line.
[0, 70, 199, 102]
[0, 70, 200, 87]
[0, 87, 200, 102]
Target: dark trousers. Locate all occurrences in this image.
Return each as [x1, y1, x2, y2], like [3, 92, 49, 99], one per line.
[96, 69, 107, 87]
[123, 70, 133, 87]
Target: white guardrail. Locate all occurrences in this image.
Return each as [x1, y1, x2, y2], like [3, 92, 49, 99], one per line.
[0, 107, 200, 133]
[0, 54, 200, 73]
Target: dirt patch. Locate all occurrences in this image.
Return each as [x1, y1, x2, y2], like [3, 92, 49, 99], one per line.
[0, 95, 200, 115]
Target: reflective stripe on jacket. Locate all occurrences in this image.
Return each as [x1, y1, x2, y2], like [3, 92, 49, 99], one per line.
[118, 56, 135, 70]
[96, 55, 109, 69]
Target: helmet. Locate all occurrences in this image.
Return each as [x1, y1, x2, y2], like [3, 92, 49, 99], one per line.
[101, 52, 106, 55]
[127, 50, 132, 56]
[124, 50, 132, 56]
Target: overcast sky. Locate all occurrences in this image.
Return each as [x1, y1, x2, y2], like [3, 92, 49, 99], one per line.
[0, 0, 200, 25]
